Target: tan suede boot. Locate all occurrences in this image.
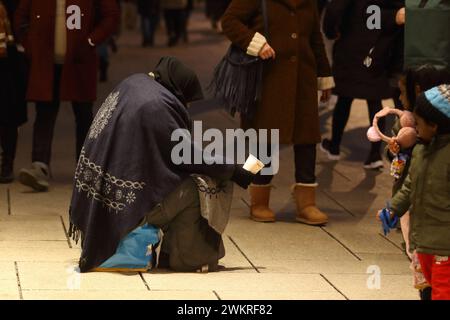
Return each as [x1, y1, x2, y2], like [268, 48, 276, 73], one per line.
[292, 184, 328, 226]
[249, 184, 276, 223]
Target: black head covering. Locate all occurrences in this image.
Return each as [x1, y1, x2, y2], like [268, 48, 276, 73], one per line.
[153, 56, 204, 106]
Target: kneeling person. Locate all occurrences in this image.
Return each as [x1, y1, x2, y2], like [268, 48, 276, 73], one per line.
[69, 57, 255, 273]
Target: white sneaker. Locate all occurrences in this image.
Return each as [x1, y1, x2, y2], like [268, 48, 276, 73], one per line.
[363, 160, 384, 170]
[19, 162, 50, 192]
[320, 139, 341, 161]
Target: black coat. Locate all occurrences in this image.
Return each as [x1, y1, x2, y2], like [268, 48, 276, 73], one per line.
[0, 0, 27, 127]
[323, 0, 404, 100]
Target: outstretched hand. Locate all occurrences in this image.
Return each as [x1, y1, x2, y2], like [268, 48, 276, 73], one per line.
[259, 43, 276, 60]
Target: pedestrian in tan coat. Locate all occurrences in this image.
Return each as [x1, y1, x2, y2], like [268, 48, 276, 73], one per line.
[222, 0, 334, 225]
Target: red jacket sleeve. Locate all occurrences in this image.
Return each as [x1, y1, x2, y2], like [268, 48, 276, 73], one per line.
[88, 0, 120, 45]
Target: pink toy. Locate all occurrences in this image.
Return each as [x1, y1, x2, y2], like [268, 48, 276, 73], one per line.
[367, 108, 417, 149]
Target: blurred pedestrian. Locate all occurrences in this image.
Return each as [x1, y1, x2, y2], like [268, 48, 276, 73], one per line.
[122, 0, 138, 30]
[162, 0, 187, 47]
[14, 0, 120, 192]
[206, 0, 230, 31]
[0, 0, 27, 183]
[137, 0, 160, 47]
[320, 0, 405, 169]
[222, 0, 334, 225]
[181, 0, 193, 43]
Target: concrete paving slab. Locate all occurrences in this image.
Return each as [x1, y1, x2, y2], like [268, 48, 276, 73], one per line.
[322, 273, 418, 300]
[0, 279, 19, 293]
[0, 215, 67, 242]
[0, 240, 69, 249]
[217, 290, 345, 300]
[255, 253, 410, 275]
[22, 290, 217, 300]
[218, 236, 256, 273]
[143, 273, 334, 293]
[0, 187, 8, 216]
[0, 262, 16, 279]
[321, 223, 403, 255]
[7, 182, 72, 217]
[225, 219, 358, 264]
[0, 247, 80, 262]
[17, 262, 148, 291]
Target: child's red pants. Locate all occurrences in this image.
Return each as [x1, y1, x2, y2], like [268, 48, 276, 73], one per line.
[417, 253, 450, 300]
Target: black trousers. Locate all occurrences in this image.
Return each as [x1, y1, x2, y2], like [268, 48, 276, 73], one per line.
[330, 96, 386, 155]
[253, 144, 317, 185]
[0, 126, 18, 168]
[32, 65, 93, 165]
[164, 9, 185, 44]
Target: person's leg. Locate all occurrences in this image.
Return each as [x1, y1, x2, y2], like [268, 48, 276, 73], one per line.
[364, 99, 385, 169]
[32, 101, 60, 166]
[293, 144, 328, 225]
[164, 10, 175, 46]
[148, 14, 159, 46]
[417, 253, 433, 288]
[72, 102, 94, 161]
[173, 9, 184, 45]
[141, 16, 150, 46]
[430, 256, 450, 300]
[145, 178, 224, 272]
[320, 96, 353, 159]
[248, 143, 276, 222]
[19, 98, 59, 191]
[0, 126, 18, 183]
[331, 96, 353, 152]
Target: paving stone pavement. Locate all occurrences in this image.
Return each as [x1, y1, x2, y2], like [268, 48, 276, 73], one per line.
[0, 10, 417, 300]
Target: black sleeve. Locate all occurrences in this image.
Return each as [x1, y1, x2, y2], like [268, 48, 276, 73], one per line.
[322, 0, 353, 40]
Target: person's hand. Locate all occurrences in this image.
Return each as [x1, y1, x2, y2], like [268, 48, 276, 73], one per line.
[396, 8, 405, 25]
[320, 89, 332, 103]
[376, 210, 383, 222]
[376, 209, 395, 221]
[388, 139, 400, 155]
[259, 43, 276, 60]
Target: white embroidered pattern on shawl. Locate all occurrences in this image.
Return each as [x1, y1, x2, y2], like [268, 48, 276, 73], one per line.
[75, 149, 146, 212]
[89, 91, 120, 139]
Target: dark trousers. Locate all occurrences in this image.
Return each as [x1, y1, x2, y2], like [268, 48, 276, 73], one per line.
[0, 126, 18, 169]
[253, 144, 317, 185]
[141, 14, 159, 45]
[32, 65, 93, 165]
[330, 96, 386, 155]
[145, 178, 224, 272]
[164, 9, 185, 45]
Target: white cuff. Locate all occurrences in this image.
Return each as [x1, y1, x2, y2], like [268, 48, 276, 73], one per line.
[88, 38, 95, 47]
[246, 32, 267, 57]
[16, 44, 25, 52]
[317, 77, 335, 90]
[291, 183, 319, 192]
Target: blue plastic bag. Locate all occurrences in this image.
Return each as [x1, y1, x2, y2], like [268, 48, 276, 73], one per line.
[95, 224, 160, 272]
[380, 206, 399, 236]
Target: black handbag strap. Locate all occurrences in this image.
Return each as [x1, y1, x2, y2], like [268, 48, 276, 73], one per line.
[262, 0, 269, 40]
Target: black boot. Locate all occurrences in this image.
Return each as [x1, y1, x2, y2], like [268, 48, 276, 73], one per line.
[419, 287, 432, 300]
[0, 127, 18, 184]
[99, 58, 109, 83]
[0, 156, 14, 183]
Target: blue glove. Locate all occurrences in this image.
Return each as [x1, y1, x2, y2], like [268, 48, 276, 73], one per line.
[380, 206, 398, 236]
